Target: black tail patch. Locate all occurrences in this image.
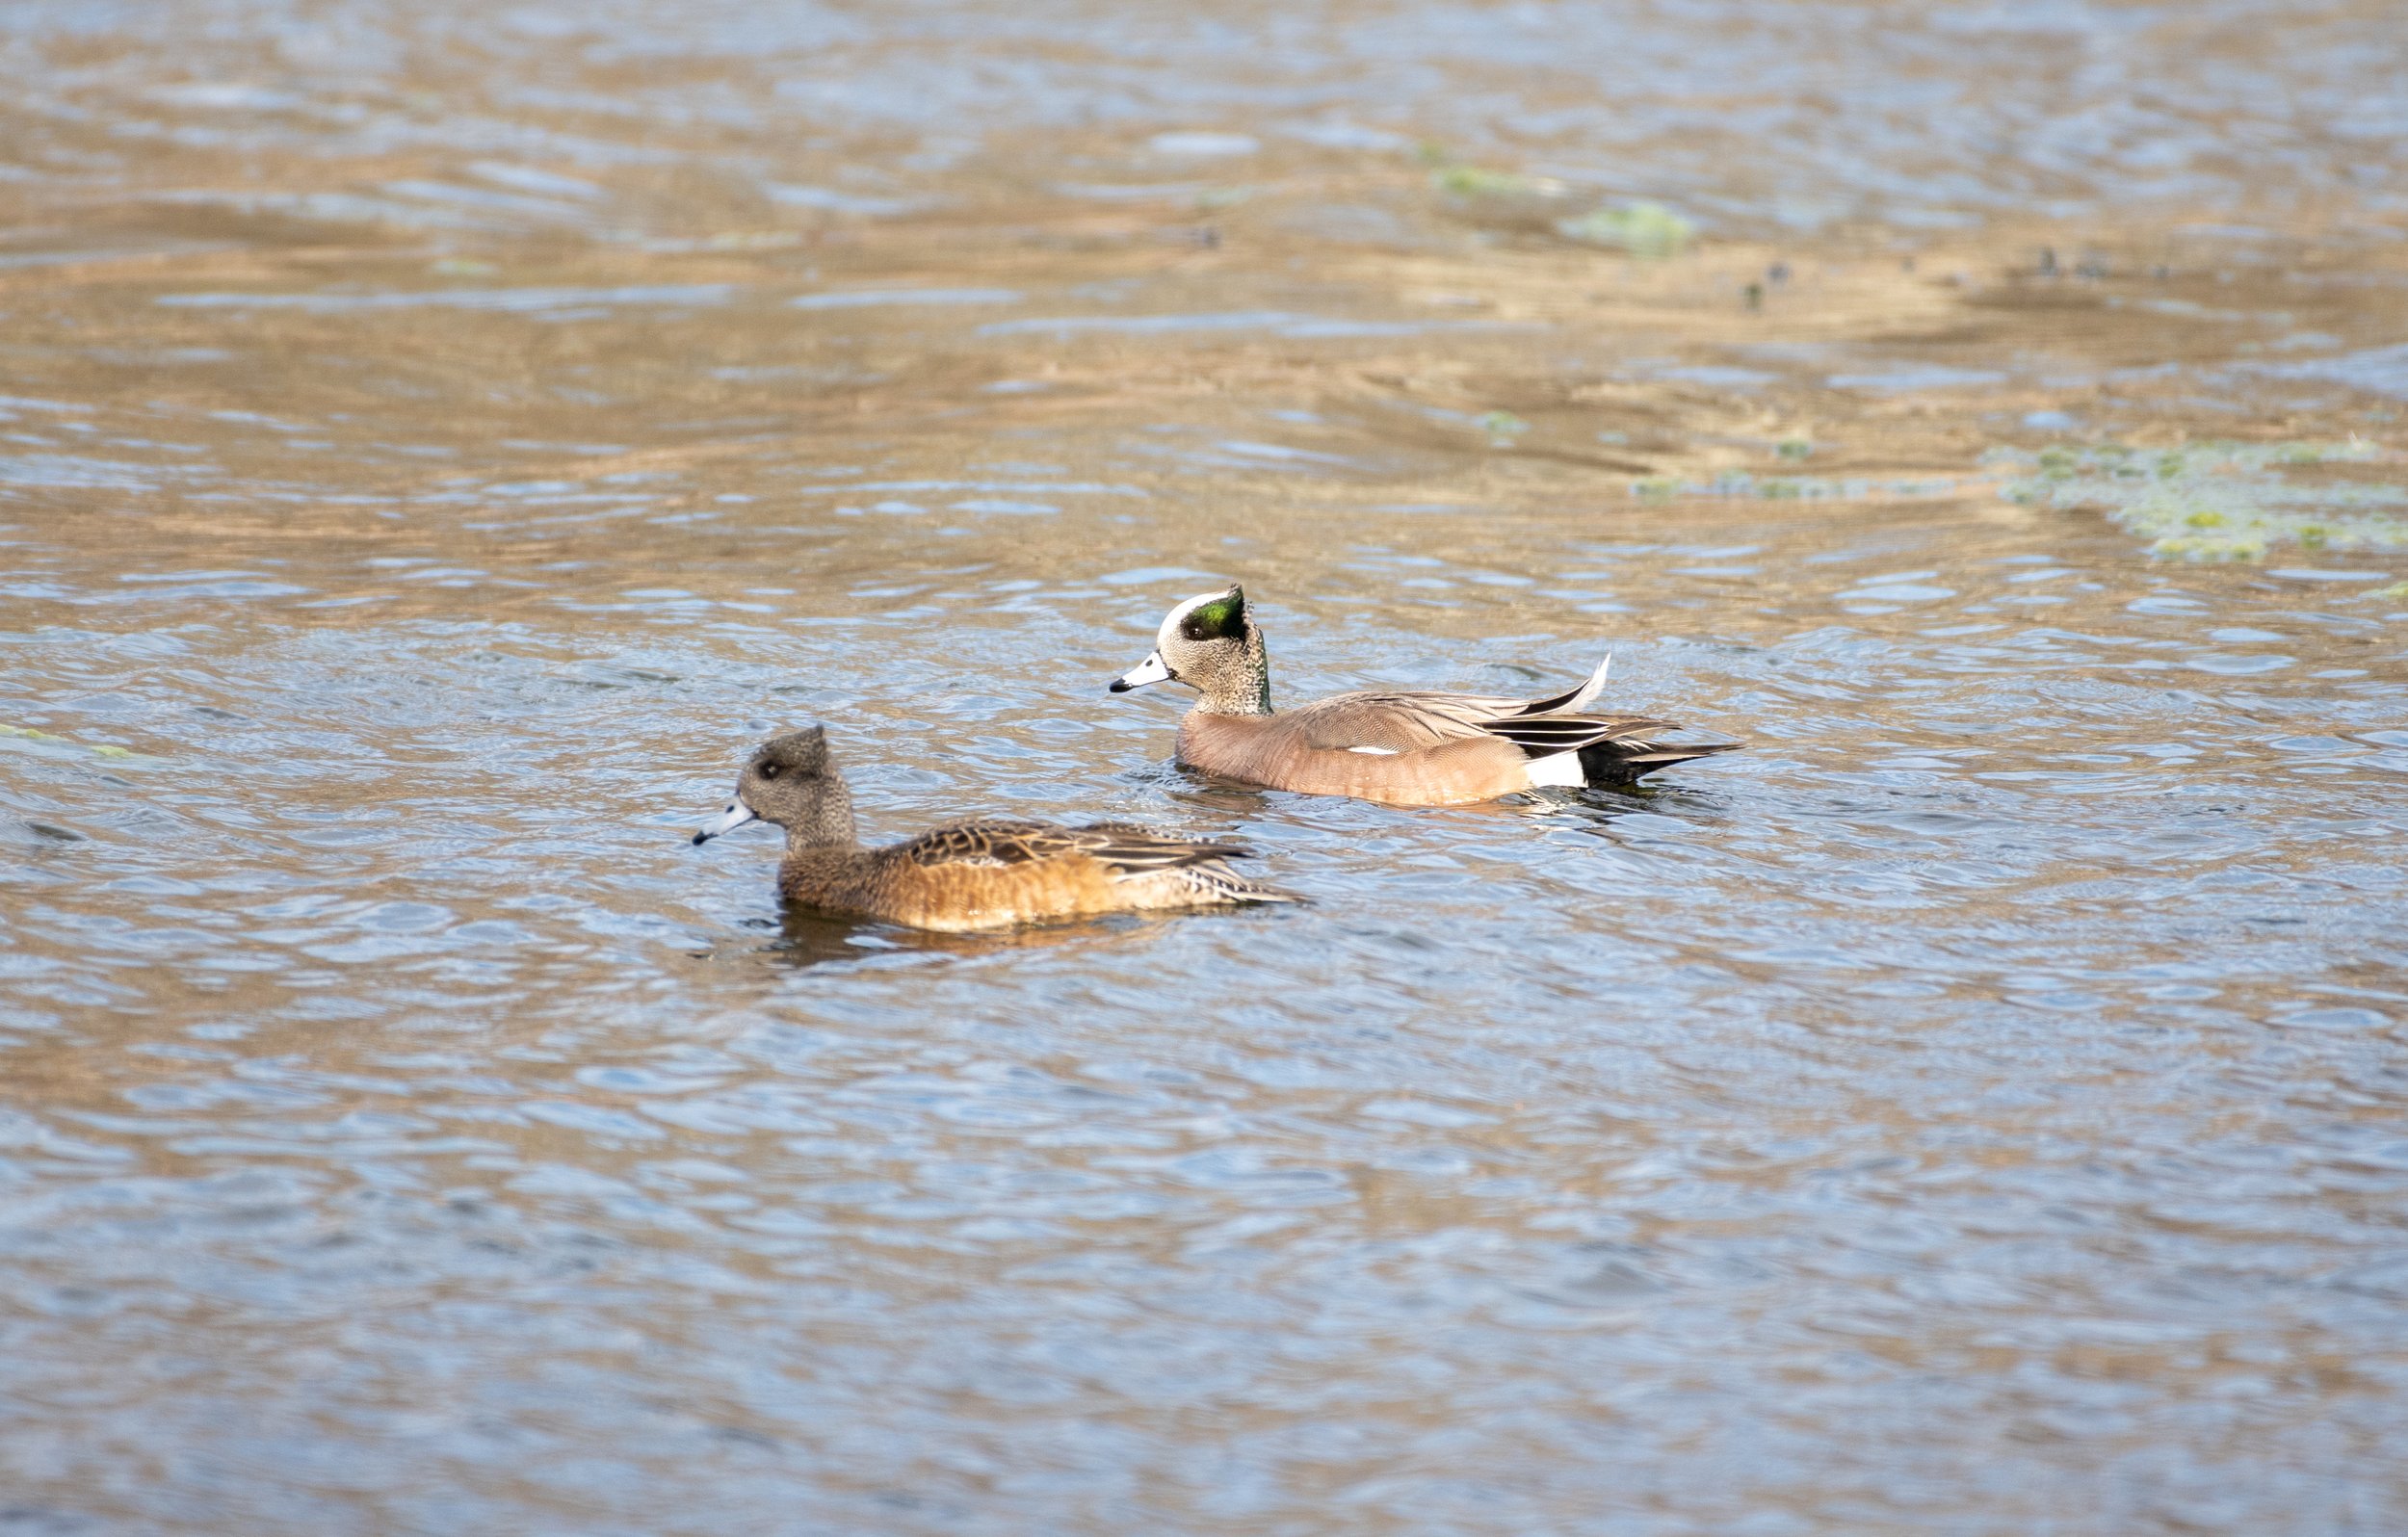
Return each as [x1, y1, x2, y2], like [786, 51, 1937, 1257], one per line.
[1577, 739, 1742, 785]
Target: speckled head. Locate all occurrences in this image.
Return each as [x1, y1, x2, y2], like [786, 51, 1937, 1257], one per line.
[1109, 585, 1271, 716]
[693, 724, 857, 849]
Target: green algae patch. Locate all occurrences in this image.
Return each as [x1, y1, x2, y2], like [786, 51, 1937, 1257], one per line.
[1996, 440, 2408, 561]
[1625, 471, 1958, 502]
[1477, 409, 1530, 446]
[1, 722, 162, 766]
[1431, 164, 1563, 198]
[1416, 146, 1691, 255]
[1557, 202, 1694, 258]
[1419, 146, 1566, 201]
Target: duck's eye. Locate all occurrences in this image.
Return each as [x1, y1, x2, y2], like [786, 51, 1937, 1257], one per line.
[760, 763, 782, 780]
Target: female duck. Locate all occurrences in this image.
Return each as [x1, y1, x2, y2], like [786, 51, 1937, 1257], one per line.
[1110, 585, 1736, 807]
[693, 726, 1293, 931]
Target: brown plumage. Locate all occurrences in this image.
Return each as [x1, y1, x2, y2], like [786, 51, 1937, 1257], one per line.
[692, 726, 1295, 931]
[1110, 585, 1740, 807]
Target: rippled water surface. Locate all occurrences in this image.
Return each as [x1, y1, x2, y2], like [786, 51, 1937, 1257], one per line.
[5, 2, 2408, 1531]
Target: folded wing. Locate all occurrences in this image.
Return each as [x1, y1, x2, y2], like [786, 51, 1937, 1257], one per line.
[1275, 659, 1736, 786]
[901, 819, 1254, 876]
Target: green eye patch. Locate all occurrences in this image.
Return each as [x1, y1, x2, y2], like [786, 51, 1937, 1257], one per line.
[1179, 591, 1246, 640]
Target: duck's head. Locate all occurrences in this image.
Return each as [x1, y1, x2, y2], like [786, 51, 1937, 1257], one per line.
[694, 724, 856, 848]
[1110, 584, 1271, 716]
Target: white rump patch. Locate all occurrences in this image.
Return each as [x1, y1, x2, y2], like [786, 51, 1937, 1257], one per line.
[1346, 745, 1400, 755]
[1525, 750, 1587, 788]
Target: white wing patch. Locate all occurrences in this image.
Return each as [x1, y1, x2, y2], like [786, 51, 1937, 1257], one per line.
[1346, 745, 1401, 755]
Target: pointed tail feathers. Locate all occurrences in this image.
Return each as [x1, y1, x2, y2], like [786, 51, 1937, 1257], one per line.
[1483, 709, 1741, 785]
[1484, 712, 1676, 758]
[1181, 864, 1302, 905]
[1083, 822, 1299, 905]
[1577, 738, 1742, 784]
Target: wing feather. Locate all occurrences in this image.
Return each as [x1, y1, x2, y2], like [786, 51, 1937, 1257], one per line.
[1265, 669, 1736, 782]
[1482, 712, 1683, 757]
[1284, 690, 1516, 752]
[902, 819, 1253, 877]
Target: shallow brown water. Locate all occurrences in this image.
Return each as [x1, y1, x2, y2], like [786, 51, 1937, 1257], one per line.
[5, 2, 2408, 1532]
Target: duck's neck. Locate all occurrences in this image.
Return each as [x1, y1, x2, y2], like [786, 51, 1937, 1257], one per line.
[1193, 636, 1273, 716]
[781, 779, 859, 852]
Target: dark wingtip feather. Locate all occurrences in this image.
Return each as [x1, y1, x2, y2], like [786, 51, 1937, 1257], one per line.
[1486, 712, 1680, 759]
[1075, 821, 1263, 876]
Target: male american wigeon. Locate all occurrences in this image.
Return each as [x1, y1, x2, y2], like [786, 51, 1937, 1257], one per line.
[692, 725, 1295, 930]
[1109, 586, 1737, 806]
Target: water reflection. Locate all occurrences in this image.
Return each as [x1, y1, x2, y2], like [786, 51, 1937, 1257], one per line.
[760, 904, 1291, 975]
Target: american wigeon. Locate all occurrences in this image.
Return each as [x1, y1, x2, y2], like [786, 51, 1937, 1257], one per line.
[1109, 586, 1738, 806]
[692, 726, 1295, 930]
